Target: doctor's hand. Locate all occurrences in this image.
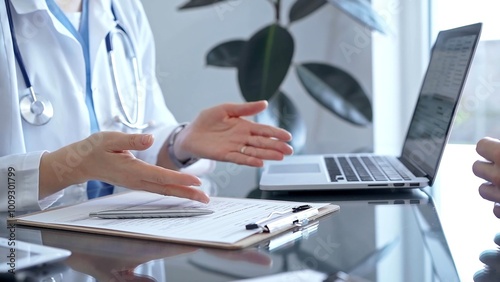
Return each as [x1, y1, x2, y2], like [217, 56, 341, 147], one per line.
[472, 137, 500, 218]
[39, 132, 209, 203]
[171, 101, 294, 168]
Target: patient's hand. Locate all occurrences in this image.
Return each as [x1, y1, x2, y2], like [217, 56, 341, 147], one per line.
[473, 233, 500, 282]
[472, 137, 500, 218]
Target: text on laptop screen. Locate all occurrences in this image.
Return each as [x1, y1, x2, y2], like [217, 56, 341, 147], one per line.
[401, 32, 479, 181]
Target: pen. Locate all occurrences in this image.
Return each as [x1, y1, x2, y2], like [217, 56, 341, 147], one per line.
[89, 208, 214, 219]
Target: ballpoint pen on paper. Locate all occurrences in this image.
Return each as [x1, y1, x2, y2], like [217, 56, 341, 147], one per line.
[89, 208, 214, 219]
[245, 205, 319, 233]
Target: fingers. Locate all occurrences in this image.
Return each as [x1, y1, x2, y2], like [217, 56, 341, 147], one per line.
[478, 183, 500, 218]
[227, 151, 264, 167]
[479, 249, 500, 268]
[473, 160, 500, 186]
[223, 101, 268, 117]
[140, 181, 210, 204]
[230, 138, 293, 167]
[479, 183, 500, 203]
[236, 144, 287, 163]
[215, 101, 293, 142]
[96, 132, 155, 152]
[227, 147, 287, 167]
[476, 137, 500, 161]
[473, 160, 495, 183]
[250, 123, 292, 142]
[101, 157, 209, 203]
[245, 136, 294, 156]
[140, 165, 202, 187]
[474, 154, 500, 218]
[81, 132, 210, 204]
[250, 146, 289, 160]
[494, 203, 500, 218]
[474, 268, 500, 282]
[474, 137, 500, 218]
[131, 165, 209, 203]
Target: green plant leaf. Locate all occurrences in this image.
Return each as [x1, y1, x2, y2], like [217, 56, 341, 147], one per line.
[178, 0, 227, 10]
[289, 0, 327, 24]
[256, 91, 306, 153]
[327, 0, 388, 34]
[238, 24, 294, 102]
[296, 63, 372, 126]
[206, 40, 246, 68]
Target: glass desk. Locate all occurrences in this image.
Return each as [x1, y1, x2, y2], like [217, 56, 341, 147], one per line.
[0, 144, 498, 282]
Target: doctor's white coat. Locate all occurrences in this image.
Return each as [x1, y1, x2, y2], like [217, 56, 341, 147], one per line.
[0, 0, 181, 212]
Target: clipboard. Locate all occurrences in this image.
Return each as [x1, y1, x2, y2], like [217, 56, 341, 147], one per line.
[10, 191, 339, 249]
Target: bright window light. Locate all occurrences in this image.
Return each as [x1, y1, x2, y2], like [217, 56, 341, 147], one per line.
[432, 0, 500, 144]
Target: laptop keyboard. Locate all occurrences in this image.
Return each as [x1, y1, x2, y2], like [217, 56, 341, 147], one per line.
[325, 156, 411, 182]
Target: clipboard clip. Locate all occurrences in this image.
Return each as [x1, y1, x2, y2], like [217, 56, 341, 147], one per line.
[258, 221, 320, 251]
[245, 205, 319, 233]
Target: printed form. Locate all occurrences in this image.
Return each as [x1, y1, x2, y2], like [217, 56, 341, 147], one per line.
[14, 191, 332, 245]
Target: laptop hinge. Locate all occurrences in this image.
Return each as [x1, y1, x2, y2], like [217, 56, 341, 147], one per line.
[398, 157, 428, 178]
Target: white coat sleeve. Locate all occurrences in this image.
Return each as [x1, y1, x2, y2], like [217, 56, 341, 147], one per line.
[0, 4, 62, 212]
[124, 1, 178, 165]
[125, 1, 215, 174]
[0, 153, 61, 212]
[130, 1, 216, 176]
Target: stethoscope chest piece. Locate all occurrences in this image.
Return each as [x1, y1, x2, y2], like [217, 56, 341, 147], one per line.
[7, 0, 149, 129]
[5, 0, 54, 126]
[19, 93, 54, 125]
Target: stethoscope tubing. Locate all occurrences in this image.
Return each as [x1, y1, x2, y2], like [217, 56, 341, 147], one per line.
[5, 0, 32, 90]
[5, 0, 149, 129]
[107, 4, 148, 130]
[5, 0, 54, 125]
[105, 27, 147, 129]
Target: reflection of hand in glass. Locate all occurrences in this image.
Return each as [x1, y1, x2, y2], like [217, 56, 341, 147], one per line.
[474, 233, 500, 282]
[473, 137, 500, 218]
[40, 229, 198, 281]
[188, 249, 274, 279]
[205, 249, 273, 266]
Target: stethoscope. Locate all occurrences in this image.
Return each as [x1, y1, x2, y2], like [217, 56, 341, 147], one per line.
[105, 7, 149, 130]
[5, 0, 149, 129]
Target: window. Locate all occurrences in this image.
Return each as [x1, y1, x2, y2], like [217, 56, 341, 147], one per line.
[432, 1, 500, 143]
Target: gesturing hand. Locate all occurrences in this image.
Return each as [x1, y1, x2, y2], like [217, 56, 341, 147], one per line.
[472, 137, 500, 218]
[40, 132, 209, 203]
[174, 101, 294, 167]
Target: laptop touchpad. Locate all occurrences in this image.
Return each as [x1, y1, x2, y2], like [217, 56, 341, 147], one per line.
[268, 164, 320, 174]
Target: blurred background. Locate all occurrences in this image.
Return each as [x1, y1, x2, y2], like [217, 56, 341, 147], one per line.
[140, 0, 500, 196]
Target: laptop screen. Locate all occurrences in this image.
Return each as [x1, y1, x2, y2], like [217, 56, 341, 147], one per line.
[400, 23, 481, 184]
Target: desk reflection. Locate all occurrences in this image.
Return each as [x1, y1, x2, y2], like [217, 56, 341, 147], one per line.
[5, 189, 460, 282]
[39, 227, 197, 281]
[258, 189, 460, 282]
[10, 225, 275, 281]
[474, 233, 500, 282]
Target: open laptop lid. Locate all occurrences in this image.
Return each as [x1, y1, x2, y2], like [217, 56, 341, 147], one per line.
[399, 23, 482, 186]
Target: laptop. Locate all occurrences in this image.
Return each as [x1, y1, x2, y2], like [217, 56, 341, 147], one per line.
[260, 23, 482, 191]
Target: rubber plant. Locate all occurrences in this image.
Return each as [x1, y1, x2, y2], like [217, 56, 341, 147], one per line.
[178, 0, 387, 153]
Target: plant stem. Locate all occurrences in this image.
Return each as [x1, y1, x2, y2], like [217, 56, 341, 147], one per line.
[274, 0, 281, 23]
